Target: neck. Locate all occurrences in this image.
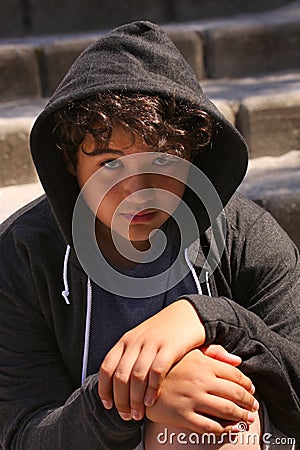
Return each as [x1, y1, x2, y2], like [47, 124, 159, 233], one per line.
[95, 221, 150, 269]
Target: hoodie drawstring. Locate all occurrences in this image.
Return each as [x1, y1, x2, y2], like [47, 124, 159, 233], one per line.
[184, 248, 203, 295]
[205, 270, 212, 297]
[184, 248, 212, 297]
[60, 246, 92, 383]
[62, 245, 71, 305]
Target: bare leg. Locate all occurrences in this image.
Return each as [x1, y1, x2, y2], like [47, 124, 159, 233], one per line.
[144, 411, 261, 450]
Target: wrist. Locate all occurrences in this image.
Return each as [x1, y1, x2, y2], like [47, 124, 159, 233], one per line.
[177, 299, 206, 345]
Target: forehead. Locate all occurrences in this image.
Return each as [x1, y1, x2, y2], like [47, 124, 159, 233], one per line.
[109, 125, 150, 153]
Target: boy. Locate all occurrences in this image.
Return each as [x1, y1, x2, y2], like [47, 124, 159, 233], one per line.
[0, 21, 299, 449]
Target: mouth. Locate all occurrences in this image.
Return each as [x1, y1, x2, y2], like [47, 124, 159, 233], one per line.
[120, 210, 158, 224]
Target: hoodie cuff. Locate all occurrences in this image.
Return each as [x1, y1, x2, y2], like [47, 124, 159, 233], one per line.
[88, 374, 142, 429]
[182, 294, 240, 347]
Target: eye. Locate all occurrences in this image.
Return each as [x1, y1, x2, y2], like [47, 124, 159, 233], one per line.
[100, 159, 123, 170]
[153, 154, 177, 166]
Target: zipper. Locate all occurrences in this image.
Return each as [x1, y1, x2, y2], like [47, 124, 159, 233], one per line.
[81, 277, 93, 384]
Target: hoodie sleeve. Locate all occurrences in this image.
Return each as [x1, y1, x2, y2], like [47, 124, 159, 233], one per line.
[0, 230, 141, 450]
[185, 210, 300, 440]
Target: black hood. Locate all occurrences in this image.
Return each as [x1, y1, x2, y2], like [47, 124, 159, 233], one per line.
[30, 20, 248, 246]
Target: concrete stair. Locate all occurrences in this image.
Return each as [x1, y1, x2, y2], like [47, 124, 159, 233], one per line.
[1, 0, 291, 39]
[1, 1, 300, 248]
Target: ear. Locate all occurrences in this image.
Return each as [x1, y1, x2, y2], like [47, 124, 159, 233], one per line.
[62, 150, 76, 176]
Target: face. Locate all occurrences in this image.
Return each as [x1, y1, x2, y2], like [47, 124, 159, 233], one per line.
[66, 125, 189, 251]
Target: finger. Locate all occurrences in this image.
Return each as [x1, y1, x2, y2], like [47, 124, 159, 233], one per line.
[99, 341, 124, 408]
[195, 393, 258, 426]
[130, 346, 158, 420]
[209, 378, 259, 412]
[145, 348, 175, 407]
[187, 411, 235, 436]
[202, 344, 242, 367]
[214, 360, 254, 393]
[113, 345, 142, 418]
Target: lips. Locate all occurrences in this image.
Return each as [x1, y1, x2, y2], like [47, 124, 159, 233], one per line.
[121, 210, 157, 223]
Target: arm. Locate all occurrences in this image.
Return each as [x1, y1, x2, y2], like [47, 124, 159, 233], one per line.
[0, 240, 141, 449]
[98, 300, 257, 430]
[185, 210, 300, 439]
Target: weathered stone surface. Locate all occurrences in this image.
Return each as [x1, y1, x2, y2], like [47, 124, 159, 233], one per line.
[0, 46, 41, 102]
[0, 0, 291, 38]
[212, 100, 236, 125]
[0, 100, 47, 187]
[39, 36, 100, 97]
[173, 0, 291, 22]
[0, 0, 24, 38]
[202, 70, 300, 108]
[0, 182, 44, 224]
[26, 0, 171, 36]
[165, 28, 206, 81]
[0, 99, 47, 120]
[236, 91, 300, 158]
[204, 19, 300, 79]
[0, 118, 38, 186]
[239, 150, 300, 248]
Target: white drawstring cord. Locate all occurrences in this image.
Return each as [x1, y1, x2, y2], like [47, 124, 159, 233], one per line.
[60, 246, 92, 383]
[205, 270, 212, 297]
[62, 245, 71, 305]
[184, 248, 202, 295]
[184, 249, 212, 297]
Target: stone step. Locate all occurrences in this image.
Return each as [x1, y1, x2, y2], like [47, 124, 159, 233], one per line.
[0, 100, 47, 186]
[238, 150, 300, 249]
[1, 70, 300, 186]
[1, 0, 291, 39]
[202, 70, 300, 158]
[0, 182, 43, 224]
[1, 2, 300, 101]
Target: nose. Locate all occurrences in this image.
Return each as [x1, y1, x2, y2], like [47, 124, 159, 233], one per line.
[123, 174, 155, 205]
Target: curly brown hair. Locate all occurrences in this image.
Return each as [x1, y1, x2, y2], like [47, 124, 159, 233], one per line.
[53, 92, 214, 166]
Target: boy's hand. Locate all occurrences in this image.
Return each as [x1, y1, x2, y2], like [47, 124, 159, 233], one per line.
[98, 299, 205, 420]
[145, 349, 258, 434]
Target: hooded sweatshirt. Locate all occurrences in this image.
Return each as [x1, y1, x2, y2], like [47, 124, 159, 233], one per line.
[0, 21, 299, 449]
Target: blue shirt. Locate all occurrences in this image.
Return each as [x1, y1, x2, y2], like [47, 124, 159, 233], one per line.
[87, 220, 197, 376]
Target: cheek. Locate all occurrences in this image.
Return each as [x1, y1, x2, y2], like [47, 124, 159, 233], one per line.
[76, 166, 99, 193]
[78, 167, 124, 215]
[97, 185, 123, 216]
[158, 178, 186, 197]
[153, 179, 186, 216]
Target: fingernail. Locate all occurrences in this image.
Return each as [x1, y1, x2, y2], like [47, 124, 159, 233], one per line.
[131, 409, 142, 421]
[231, 355, 242, 363]
[144, 395, 154, 407]
[252, 399, 259, 412]
[102, 400, 112, 409]
[119, 412, 132, 421]
[250, 384, 256, 394]
[247, 412, 256, 424]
